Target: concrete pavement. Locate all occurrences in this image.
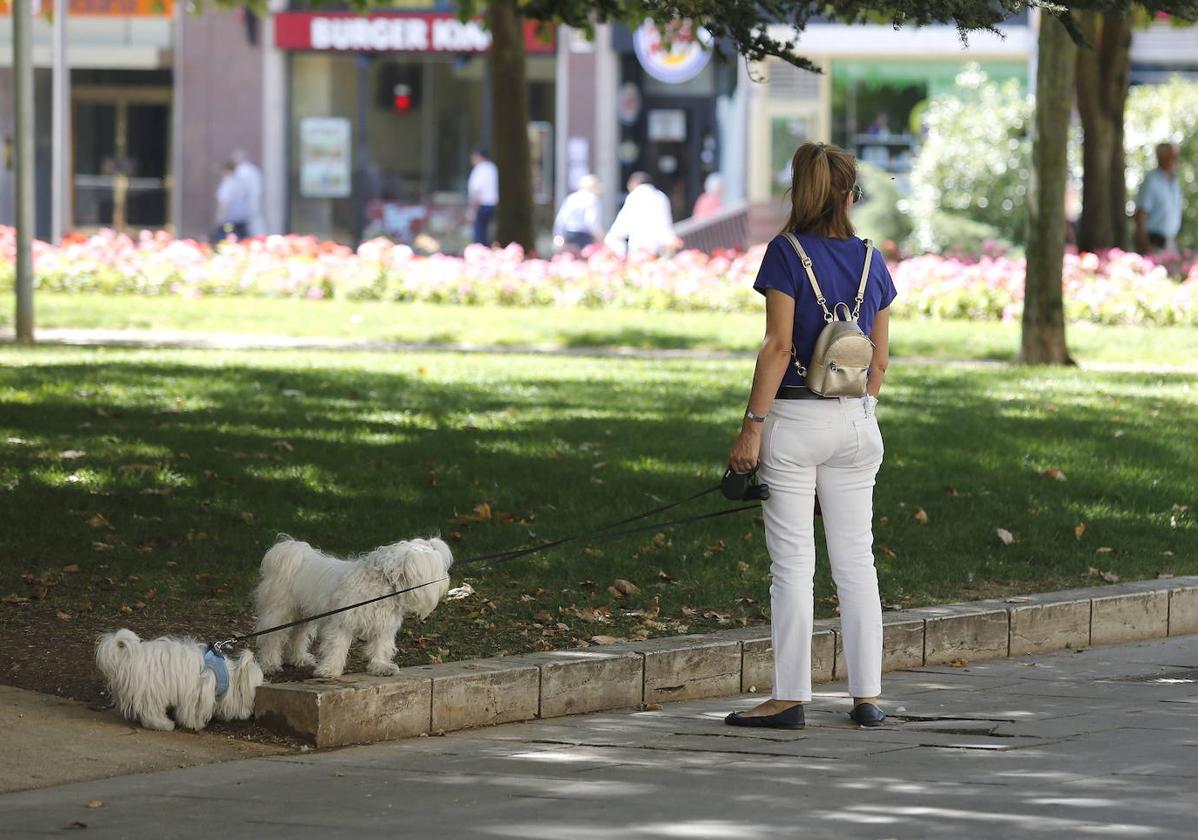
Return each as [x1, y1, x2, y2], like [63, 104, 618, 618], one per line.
[2, 634, 1196, 839]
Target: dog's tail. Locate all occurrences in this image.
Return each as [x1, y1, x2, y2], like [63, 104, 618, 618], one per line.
[94, 628, 140, 676]
[260, 537, 311, 580]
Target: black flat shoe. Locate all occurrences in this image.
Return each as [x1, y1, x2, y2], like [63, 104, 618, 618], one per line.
[849, 702, 885, 727]
[725, 704, 805, 730]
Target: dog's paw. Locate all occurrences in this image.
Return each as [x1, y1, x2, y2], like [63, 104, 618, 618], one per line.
[367, 661, 401, 677]
[312, 665, 345, 680]
[289, 653, 317, 668]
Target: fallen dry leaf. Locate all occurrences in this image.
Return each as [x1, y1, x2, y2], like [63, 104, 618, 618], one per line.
[948, 658, 969, 668]
[62, 564, 81, 573]
[641, 702, 663, 712]
[1074, 522, 1086, 540]
[1101, 570, 1120, 583]
[1095, 546, 1114, 555]
[996, 528, 1015, 545]
[271, 440, 295, 452]
[2, 593, 30, 605]
[657, 570, 677, 583]
[877, 544, 897, 559]
[914, 508, 929, 524]
[56, 611, 71, 621]
[237, 511, 255, 524]
[85, 800, 104, 809]
[1040, 467, 1067, 482]
[611, 579, 640, 596]
[590, 635, 621, 645]
[60, 450, 87, 460]
[944, 485, 960, 497]
[87, 513, 112, 529]
[445, 583, 475, 600]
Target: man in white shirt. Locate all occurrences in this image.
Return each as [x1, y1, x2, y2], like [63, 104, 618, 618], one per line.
[604, 172, 681, 256]
[212, 161, 251, 243]
[1134, 142, 1184, 254]
[232, 150, 265, 237]
[467, 148, 499, 245]
[553, 174, 604, 253]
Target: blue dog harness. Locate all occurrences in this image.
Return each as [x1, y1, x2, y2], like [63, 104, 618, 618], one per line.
[201, 644, 230, 698]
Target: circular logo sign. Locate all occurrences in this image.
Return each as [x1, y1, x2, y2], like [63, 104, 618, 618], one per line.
[633, 19, 712, 85]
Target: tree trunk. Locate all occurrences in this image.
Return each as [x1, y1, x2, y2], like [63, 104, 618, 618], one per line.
[1022, 15, 1076, 366]
[1075, 11, 1131, 252]
[487, 0, 535, 251]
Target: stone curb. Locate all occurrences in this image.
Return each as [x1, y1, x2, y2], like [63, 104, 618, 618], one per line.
[254, 576, 1198, 747]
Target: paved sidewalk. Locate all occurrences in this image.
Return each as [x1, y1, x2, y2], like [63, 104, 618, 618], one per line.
[0, 686, 283, 794]
[2, 635, 1195, 838]
[5, 326, 1195, 373]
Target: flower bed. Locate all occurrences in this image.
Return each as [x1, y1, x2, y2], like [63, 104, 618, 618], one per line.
[2, 228, 1196, 326]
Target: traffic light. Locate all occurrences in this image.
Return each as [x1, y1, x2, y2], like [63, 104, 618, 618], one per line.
[377, 63, 422, 114]
[392, 83, 413, 114]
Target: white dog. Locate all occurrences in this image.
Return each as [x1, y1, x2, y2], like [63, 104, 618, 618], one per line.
[95, 629, 263, 731]
[253, 537, 453, 679]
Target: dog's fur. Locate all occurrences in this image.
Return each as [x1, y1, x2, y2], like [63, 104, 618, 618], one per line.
[95, 629, 263, 731]
[253, 537, 453, 678]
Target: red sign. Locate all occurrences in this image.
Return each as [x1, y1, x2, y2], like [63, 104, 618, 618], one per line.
[274, 12, 555, 54]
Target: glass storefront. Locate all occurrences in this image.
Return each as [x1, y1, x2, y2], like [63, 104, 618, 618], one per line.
[830, 59, 1026, 178]
[287, 50, 555, 250]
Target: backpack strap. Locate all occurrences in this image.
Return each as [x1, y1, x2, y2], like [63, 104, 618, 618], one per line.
[852, 239, 874, 320]
[782, 233, 835, 323]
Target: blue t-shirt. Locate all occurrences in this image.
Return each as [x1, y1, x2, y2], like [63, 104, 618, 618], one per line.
[753, 233, 897, 388]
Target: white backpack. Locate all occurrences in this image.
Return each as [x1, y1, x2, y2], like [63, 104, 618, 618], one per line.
[782, 233, 876, 398]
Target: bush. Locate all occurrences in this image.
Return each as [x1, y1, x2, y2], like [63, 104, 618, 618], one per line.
[2, 227, 1195, 327]
[1125, 77, 1198, 253]
[906, 67, 1032, 253]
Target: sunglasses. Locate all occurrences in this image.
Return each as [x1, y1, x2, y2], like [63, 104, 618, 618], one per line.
[851, 184, 865, 204]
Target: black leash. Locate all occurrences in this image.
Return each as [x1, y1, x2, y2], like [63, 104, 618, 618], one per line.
[211, 484, 756, 653]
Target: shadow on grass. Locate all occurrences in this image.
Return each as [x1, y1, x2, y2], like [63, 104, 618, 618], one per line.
[561, 328, 715, 351]
[1, 355, 1194, 631]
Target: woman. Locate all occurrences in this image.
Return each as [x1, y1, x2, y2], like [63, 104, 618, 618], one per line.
[725, 142, 896, 729]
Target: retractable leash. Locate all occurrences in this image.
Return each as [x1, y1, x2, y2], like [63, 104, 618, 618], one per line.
[211, 476, 767, 655]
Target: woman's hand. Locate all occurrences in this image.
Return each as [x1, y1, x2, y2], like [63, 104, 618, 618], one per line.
[728, 426, 762, 474]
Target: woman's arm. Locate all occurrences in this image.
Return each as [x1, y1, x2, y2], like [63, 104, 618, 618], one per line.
[866, 308, 890, 398]
[728, 290, 794, 472]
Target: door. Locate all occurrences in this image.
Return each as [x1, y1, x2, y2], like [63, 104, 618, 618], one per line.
[73, 88, 171, 232]
[642, 97, 716, 222]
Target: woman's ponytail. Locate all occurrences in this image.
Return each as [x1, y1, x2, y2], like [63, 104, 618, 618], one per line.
[781, 142, 857, 239]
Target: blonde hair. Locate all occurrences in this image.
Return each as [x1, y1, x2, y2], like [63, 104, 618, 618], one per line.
[782, 142, 856, 239]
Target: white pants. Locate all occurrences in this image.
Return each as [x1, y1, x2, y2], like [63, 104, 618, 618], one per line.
[758, 396, 884, 701]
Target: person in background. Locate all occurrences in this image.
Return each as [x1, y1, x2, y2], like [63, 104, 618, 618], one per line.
[1135, 142, 1183, 254]
[232, 150, 264, 237]
[604, 171, 681, 256]
[553, 174, 605, 254]
[211, 161, 251, 244]
[692, 172, 725, 219]
[467, 147, 499, 246]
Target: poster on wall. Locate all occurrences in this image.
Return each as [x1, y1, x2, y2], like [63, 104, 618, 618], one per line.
[299, 117, 352, 199]
[528, 122, 553, 205]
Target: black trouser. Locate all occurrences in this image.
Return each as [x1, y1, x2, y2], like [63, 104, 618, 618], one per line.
[1147, 232, 1167, 249]
[473, 205, 496, 245]
[211, 222, 249, 244]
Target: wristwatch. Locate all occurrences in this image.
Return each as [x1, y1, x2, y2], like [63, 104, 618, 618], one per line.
[744, 409, 767, 423]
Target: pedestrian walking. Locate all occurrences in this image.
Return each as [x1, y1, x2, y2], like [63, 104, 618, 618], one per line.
[1134, 142, 1183, 254]
[467, 147, 499, 246]
[604, 172, 680, 256]
[232, 150, 265, 237]
[725, 141, 897, 730]
[552, 174, 604, 253]
[211, 161, 251, 244]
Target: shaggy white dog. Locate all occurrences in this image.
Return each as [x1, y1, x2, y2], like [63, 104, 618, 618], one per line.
[253, 536, 453, 678]
[95, 629, 263, 731]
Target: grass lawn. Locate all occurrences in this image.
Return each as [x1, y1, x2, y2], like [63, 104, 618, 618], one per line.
[4, 291, 1198, 366]
[1, 344, 1193, 706]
